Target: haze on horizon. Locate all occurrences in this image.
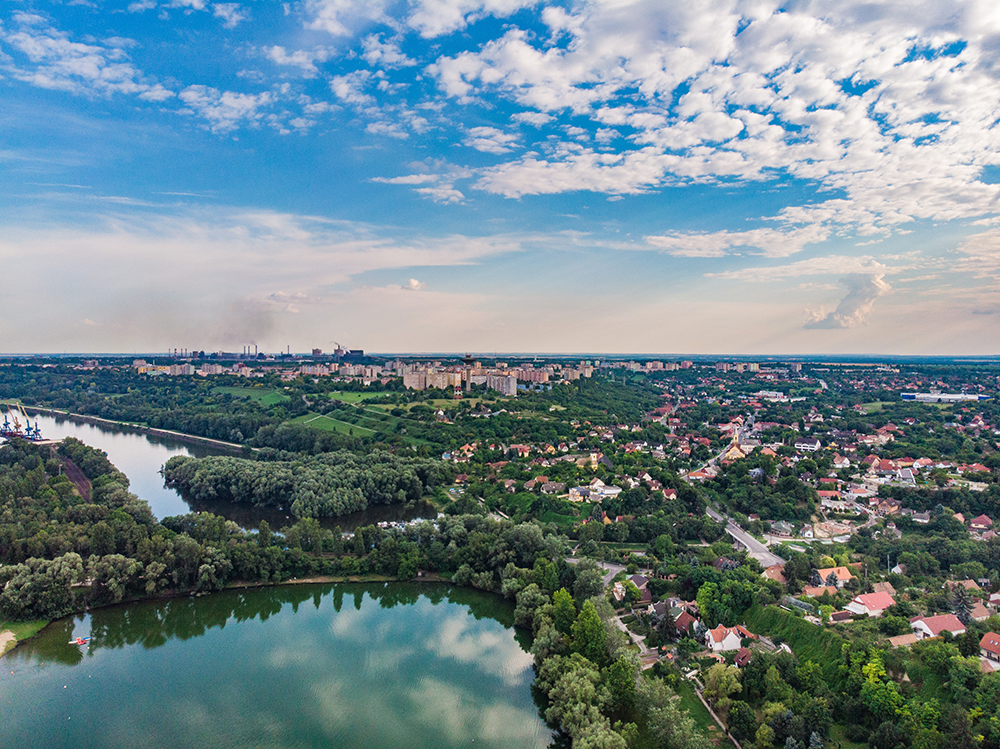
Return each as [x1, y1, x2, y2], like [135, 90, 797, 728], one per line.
[3, 1, 1000, 356]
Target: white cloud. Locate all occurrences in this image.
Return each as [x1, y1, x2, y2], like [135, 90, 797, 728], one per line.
[362, 35, 416, 68]
[804, 273, 891, 329]
[212, 3, 248, 28]
[406, 0, 539, 38]
[646, 225, 831, 259]
[178, 85, 273, 132]
[2, 15, 152, 97]
[406, 278, 426, 289]
[511, 111, 553, 126]
[462, 126, 519, 154]
[266, 46, 333, 77]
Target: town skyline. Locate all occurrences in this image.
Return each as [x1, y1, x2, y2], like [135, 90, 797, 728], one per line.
[3, 1, 1000, 354]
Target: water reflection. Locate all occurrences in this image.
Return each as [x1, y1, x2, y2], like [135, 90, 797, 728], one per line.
[27, 413, 439, 532]
[2, 584, 549, 749]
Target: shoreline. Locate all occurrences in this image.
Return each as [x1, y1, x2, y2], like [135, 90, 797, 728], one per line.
[0, 573, 456, 659]
[13, 405, 250, 453]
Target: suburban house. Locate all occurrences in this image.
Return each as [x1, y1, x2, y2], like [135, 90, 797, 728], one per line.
[795, 438, 822, 452]
[734, 647, 753, 668]
[911, 614, 966, 639]
[846, 592, 896, 617]
[705, 625, 756, 652]
[971, 514, 994, 532]
[816, 566, 854, 588]
[980, 632, 1000, 661]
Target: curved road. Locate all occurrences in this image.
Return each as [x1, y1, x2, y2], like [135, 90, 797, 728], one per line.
[706, 505, 785, 568]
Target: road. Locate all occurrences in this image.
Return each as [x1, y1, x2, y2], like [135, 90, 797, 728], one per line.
[706, 505, 785, 567]
[565, 557, 626, 586]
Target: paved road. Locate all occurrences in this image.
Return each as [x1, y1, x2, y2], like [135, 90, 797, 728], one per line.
[706, 504, 785, 567]
[725, 521, 784, 567]
[565, 557, 626, 586]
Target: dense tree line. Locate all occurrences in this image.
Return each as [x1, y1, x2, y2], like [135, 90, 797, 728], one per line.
[163, 451, 450, 518]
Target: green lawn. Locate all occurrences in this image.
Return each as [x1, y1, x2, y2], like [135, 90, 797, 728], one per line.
[0, 619, 48, 655]
[213, 386, 291, 406]
[289, 413, 377, 437]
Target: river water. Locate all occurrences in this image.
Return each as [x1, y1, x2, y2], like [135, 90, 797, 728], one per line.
[24, 412, 437, 531]
[1, 583, 552, 749]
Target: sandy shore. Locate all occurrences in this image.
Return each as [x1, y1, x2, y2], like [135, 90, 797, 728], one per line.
[0, 631, 16, 656]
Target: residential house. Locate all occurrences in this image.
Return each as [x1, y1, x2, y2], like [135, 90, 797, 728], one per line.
[734, 647, 753, 668]
[971, 515, 994, 532]
[795, 438, 822, 452]
[980, 632, 1000, 661]
[888, 633, 920, 648]
[911, 614, 966, 639]
[705, 625, 756, 652]
[762, 564, 787, 584]
[846, 592, 896, 617]
[816, 566, 854, 588]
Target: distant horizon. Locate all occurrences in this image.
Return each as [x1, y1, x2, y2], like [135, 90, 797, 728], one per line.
[5, 352, 1000, 363]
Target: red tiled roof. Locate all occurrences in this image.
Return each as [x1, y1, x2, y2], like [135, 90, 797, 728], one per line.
[981, 632, 1000, 657]
[853, 592, 896, 611]
[912, 614, 965, 636]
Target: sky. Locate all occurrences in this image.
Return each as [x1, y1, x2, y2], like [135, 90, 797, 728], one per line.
[2, 0, 1000, 356]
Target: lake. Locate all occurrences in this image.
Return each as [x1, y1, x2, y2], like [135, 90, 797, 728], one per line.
[1, 583, 552, 749]
[24, 412, 437, 531]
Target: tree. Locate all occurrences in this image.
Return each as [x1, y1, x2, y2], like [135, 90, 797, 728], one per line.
[952, 586, 973, 626]
[756, 723, 776, 749]
[553, 587, 577, 634]
[514, 583, 549, 628]
[729, 700, 758, 741]
[573, 559, 605, 602]
[657, 606, 678, 641]
[704, 663, 742, 722]
[572, 600, 609, 666]
[604, 654, 638, 715]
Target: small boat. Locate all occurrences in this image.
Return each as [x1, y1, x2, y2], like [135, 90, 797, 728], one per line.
[69, 636, 91, 646]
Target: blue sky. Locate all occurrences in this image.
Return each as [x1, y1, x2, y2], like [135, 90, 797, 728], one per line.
[3, 0, 1000, 355]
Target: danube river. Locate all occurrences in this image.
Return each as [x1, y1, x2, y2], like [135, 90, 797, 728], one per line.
[24, 412, 436, 531]
[1, 583, 552, 748]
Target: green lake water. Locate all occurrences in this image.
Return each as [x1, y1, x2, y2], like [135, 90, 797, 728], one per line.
[1, 583, 552, 749]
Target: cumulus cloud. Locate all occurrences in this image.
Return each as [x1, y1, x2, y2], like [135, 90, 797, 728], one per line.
[212, 3, 248, 28]
[804, 274, 891, 329]
[462, 126, 519, 154]
[406, 278, 426, 289]
[178, 85, 273, 132]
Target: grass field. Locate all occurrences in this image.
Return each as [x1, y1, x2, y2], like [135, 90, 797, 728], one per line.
[0, 619, 48, 655]
[290, 413, 377, 437]
[213, 386, 291, 406]
[674, 679, 722, 737]
[328, 392, 387, 403]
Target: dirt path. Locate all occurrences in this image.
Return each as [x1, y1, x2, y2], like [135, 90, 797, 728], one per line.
[61, 458, 91, 501]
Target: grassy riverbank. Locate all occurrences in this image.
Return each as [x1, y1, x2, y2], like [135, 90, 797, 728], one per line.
[0, 619, 49, 656]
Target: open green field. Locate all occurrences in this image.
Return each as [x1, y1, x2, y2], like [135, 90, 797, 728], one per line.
[213, 386, 291, 406]
[328, 392, 387, 403]
[290, 413, 377, 437]
[673, 679, 723, 738]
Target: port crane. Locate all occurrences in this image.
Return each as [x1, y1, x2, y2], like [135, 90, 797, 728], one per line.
[0, 404, 43, 441]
